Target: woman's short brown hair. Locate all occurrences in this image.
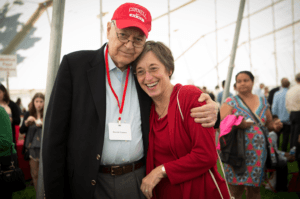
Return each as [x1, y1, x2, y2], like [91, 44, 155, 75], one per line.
[132, 41, 174, 78]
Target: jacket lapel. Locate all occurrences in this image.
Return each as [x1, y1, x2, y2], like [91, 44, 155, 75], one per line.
[87, 44, 106, 126]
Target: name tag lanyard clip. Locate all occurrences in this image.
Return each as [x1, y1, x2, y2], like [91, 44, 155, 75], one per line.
[105, 46, 130, 126]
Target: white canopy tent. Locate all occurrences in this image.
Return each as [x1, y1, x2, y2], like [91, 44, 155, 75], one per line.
[1, 0, 300, 99]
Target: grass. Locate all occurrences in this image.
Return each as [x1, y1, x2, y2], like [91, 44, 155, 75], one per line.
[216, 133, 300, 199]
[14, 134, 299, 198]
[12, 180, 36, 199]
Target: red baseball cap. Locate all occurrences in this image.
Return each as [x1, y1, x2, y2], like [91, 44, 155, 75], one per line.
[111, 3, 152, 38]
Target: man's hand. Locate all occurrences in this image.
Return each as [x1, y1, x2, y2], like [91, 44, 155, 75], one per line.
[140, 165, 165, 199]
[190, 93, 218, 127]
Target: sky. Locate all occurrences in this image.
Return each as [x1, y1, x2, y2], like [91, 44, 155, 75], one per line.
[1, 0, 300, 93]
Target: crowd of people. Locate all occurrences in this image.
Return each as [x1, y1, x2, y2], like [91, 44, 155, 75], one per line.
[0, 83, 45, 198]
[0, 2, 299, 199]
[198, 73, 300, 198]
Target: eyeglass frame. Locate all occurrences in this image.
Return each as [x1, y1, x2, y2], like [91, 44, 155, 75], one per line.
[134, 65, 160, 77]
[111, 21, 146, 48]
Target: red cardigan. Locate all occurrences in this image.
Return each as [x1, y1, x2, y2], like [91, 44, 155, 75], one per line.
[146, 84, 230, 199]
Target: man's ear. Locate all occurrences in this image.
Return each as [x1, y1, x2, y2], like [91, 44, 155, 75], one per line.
[107, 22, 111, 39]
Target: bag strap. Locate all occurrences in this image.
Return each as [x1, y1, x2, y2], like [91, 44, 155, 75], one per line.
[237, 96, 263, 126]
[176, 90, 234, 199]
[237, 96, 269, 140]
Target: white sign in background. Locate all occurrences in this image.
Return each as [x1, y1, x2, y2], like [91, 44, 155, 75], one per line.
[0, 55, 17, 78]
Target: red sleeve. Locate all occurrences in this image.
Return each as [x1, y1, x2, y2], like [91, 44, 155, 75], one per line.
[164, 86, 217, 185]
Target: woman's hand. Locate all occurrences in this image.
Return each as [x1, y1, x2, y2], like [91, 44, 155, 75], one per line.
[237, 120, 253, 129]
[25, 116, 36, 126]
[140, 165, 166, 199]
[190, 93, 218, 127]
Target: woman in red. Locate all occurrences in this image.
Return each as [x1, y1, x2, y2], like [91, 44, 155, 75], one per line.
[132, 41, 231, 199]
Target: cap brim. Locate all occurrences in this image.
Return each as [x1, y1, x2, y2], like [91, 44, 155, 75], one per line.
[115, 19, 149, 38]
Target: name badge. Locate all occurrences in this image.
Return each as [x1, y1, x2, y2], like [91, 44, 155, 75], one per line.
[108, 123, 132, 140]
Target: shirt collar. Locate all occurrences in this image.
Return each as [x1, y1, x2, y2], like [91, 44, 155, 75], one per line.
[104, 45, 118, 72]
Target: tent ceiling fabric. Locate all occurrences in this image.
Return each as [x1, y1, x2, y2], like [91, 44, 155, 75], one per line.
[0, 0, 299, 91]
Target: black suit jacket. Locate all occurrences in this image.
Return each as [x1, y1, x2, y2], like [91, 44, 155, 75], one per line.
[42, 44, 152, 199]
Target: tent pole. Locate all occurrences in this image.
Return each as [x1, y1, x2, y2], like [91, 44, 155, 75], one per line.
[100, 0, 103, 46]
[37, 0, 65, 198]
[292, 0, 296, 76]
[271, 0, 278, 86]
[215, 0, 220, 86]
[221, 0, 246, 104]
[247, 0, 253, 73]
[168, 0, 171, 48]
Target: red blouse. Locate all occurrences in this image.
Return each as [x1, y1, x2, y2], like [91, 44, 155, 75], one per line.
[153, 112, 183, 199]
[146, 84, 230, 199]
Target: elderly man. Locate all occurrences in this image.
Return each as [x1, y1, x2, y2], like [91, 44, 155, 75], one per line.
[286, 73, 300, 149]
[42, 3, 218, 199]
[254, 83, 265, 98]
[272, 78, 290, 151]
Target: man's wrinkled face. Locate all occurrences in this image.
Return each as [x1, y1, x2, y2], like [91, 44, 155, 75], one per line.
[106, 21, 146, 71]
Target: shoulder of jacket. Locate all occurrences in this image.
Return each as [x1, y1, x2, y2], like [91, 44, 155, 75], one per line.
[65, 49, 99, 59]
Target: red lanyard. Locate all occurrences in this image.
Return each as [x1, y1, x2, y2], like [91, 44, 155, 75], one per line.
[105, 46, 130, 123]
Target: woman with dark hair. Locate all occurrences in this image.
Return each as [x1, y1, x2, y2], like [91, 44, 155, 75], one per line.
[133, 41, 230, 199]
[0, 83, 21, 147]
[22, 92, 45, 192]
[220, 71, 283, 199]
[16, 97, 25, 115]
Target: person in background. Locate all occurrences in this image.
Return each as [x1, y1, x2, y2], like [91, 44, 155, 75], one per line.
[0, 83, 20, 148]
[286, 73, 300, 149]
[19, 101, 33, 186]
[296, 134, 300, 198]
[0, 106, 18, 199]
[220, 71, 282, 199]
[202, 86, 208, 93]
[233, 83, 238, 95]
[22, 93, 45, 192]
[16, 97, 25, 116]
[214, 85, 220, 98]
[0, 84, 12, 117]
[268, 86, 280, 111]
[133, 41, 230, 199]
[209, 92, 216, 102]
[266, 115, 294, 192]
[272, 78, 290, 151]
[254, 83, 265, 98]
[264, 87, 269, 99]
[217, 80, 233, 105]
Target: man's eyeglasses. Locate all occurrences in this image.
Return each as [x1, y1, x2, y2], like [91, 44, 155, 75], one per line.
[112, 21, 146, 48]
